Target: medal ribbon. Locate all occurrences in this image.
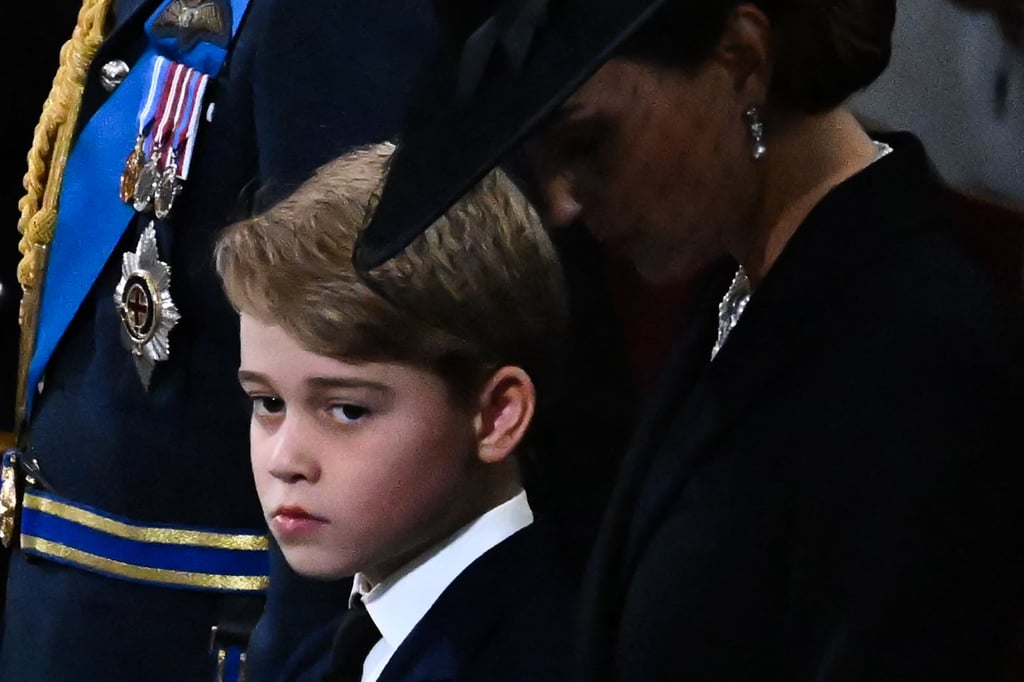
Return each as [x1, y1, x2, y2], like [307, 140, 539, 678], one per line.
[174, 70, 209, 179]
[147, 61, 181, 158]
[148, 61, 187, 170]
[135, 56, 167, 148]
[136, 59, 208, 180]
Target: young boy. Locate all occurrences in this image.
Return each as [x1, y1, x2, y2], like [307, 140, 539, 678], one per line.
[214, 142, 576, 682]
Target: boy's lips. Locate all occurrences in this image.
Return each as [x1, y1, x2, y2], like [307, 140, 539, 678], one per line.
[270, 506, 329, 538]
[272, 505, 327, 522]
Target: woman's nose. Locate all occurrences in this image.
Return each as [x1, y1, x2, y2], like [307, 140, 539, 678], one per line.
[539, 172, 583, 227]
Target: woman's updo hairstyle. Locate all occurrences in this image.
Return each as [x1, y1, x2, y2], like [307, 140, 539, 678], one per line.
[767, 0, 895, 112]
[616, 0, 896, 114]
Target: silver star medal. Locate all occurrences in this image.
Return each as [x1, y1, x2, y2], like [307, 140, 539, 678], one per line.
[113, 222, 181, 388]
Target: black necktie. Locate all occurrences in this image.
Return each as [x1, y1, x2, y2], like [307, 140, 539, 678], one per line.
[323, 595, 382, 682]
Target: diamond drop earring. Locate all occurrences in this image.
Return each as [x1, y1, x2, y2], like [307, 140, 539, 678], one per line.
[744, 106, 766, 160]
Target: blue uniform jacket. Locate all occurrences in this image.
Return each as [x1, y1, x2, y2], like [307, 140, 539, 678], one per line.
[1, 1, 436, 679]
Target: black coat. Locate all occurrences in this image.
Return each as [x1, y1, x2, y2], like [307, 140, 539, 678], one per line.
[576, 133, 1024, 682]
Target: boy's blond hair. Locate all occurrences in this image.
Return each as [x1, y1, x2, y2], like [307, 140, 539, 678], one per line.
[214, 141, 569, 410]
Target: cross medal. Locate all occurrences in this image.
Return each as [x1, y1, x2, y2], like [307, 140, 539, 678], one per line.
[113, 222, 181, 388]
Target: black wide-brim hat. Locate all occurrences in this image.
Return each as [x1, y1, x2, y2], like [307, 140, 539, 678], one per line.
[353, 0, 668, 271]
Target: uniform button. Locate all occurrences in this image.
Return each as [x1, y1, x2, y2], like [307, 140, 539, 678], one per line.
[100, 59, 130, 92]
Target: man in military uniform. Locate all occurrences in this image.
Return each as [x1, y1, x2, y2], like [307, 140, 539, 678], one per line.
[2, 0, 436, 679]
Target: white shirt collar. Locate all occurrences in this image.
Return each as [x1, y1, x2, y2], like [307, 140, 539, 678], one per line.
[349, 490, 533, 680]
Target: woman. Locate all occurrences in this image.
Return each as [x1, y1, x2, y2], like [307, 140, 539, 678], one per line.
[358, 0, 1024, 679]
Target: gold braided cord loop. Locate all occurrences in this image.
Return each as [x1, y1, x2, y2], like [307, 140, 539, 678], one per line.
[17, 0, 113, 289]
[14, 0, 113, 438]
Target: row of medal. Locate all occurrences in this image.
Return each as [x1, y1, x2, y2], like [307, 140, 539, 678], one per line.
[119, 56, 209, 220]
[114, 56, 207, 388]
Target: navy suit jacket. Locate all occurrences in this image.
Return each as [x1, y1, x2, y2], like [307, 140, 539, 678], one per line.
[377, 522, 575, 682]
[284, 521, 577, 682]
[575, 133, 1024, 682]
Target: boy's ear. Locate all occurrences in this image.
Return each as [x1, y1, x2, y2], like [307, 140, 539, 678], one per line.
[474, 365, 536, 464]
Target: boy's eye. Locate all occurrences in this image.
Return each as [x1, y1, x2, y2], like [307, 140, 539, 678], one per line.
[329, 403, 368, 424]
[251, 396, 285, 417]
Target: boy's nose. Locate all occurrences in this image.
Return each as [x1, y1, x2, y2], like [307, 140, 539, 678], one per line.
[267, 419, 321, 484]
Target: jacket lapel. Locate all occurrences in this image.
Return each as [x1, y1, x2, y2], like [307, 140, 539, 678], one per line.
[376, 524, 557, 682]
[77, 0, 165, 132]
[575, 262, 733, 677]
[621, 258, 832, 566]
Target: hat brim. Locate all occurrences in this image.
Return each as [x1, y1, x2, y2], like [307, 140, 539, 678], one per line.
[354, 0, 667, 271]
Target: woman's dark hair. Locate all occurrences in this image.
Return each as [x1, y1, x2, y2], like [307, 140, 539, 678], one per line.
[616, 0, 896, 114]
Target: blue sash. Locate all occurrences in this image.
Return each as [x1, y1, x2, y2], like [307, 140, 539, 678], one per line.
[28, 0, 252, 414]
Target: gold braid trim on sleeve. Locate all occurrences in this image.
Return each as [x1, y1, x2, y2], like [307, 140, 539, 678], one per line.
[14, 0, 114, 441]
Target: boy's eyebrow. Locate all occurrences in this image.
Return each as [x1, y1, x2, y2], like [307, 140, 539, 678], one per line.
[237, 369, 268, 384]
[236, 370, 394, 395]
[306, 376, 393, 394]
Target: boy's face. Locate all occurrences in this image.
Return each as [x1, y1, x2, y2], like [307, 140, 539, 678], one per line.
[238, 313, 490, 583]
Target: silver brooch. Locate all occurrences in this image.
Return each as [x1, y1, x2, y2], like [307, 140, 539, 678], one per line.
[711, 266, 752, 361]
[113, 222, 181, 388]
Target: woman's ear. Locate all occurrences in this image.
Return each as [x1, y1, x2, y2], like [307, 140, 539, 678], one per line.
[473, 366, 536, 464]
[715, 2, 773, 101]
